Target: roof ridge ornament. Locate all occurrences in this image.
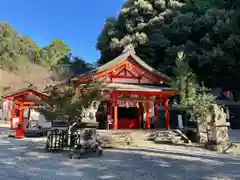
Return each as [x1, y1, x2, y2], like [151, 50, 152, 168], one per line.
[122, 44, 136, 54]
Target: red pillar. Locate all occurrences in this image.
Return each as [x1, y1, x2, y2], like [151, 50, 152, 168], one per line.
[15, 104, 24, 139]
[154, 102, 159, 123]
[164, 99, 170, 130]
[138, 102, 142, 129]
[113, 94, 118, 130]
[10, 102, 15, 129]
[146, 102, 150, 129]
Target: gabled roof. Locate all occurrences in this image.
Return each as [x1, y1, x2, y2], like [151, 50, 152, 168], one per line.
[2, 88, 48, 100]
[74, 47, 170, 81]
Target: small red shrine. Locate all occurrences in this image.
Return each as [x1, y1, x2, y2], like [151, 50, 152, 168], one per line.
[3, 88, 48, 138]
[75, 45, 177, 130]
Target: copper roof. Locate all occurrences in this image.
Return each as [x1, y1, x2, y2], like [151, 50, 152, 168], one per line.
[74, 50, 170, 81]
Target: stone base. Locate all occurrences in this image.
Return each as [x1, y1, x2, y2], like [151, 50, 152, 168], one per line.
[69, 142, 103, 159]
[199, 133, 208, 144]
[205, 141, 233, 153]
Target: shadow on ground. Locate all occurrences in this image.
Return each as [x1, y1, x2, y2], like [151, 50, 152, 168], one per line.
[0, 136, 239, 180]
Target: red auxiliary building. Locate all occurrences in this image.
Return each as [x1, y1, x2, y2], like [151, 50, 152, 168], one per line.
[75, 46, 177, 130]
[3, 88, 48, 138]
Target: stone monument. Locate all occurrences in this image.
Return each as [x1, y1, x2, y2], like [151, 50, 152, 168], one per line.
[206, 104, 231, 153]
[69, 101, 103, 158]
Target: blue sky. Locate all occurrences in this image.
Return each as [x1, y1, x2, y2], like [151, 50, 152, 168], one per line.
[1, 0, 124, 62]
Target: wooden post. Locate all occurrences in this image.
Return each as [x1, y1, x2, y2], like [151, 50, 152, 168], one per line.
[146, 102, 150, 129]
[164, 99, 170, 130]
[16, 103, 25, 139]
[108, 101, 113, 130]
[109, 102, 113, 119]
[154, 102, 159, 123]
[19, 104, 23, 123]
[138, 102, 142, 129]
[113, 94, 118, 130]
[10, 102, 15, 129]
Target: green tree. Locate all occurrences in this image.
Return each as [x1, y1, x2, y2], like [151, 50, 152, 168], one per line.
[70, 56, 95, 75]
[41, 39, 71, 68]
[172, 52, 197, 103]
[0, 21, 91, 95]
[97, 0, 240, 90]
[39, 79, 105, 128]
[0, 21, 21, 71]
[0, 21, 71, 72]
[19, 35, 42, 64]
[172, 52, 216, 129]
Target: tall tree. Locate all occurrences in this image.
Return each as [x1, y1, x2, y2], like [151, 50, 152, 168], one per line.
[70, 57, 95, 75]
[19, 35, 42, 64]
[172, 52, 197, 103]
[41, 39, 71, 68]
[0, 21, 21, 71]
[97, 0, 240, 90]
[172, 52, 216, 137]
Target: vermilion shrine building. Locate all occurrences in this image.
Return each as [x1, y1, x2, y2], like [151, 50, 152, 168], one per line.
[75, 46, 177, 130]
[2, 88, 48, 131]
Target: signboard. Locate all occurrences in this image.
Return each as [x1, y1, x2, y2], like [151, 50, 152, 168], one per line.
[117, 100, 138, 108]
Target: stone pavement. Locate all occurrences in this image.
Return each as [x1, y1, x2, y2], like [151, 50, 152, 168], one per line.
[0, 120, 10, 128]
[0, 136, 239, 180]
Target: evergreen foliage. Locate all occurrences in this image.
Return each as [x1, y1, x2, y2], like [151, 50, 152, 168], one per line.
[97, 0, 240, 90]
[0, 21, 94, 92]
[172, 52, 216, 124]
[39, 79, 105, 124]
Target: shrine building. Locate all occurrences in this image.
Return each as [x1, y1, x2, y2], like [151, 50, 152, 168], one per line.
[2, 88, 49, 131]
[74, 45, 177, 130]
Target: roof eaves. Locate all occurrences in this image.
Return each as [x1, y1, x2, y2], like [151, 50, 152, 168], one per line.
[96, 52, 129, 73]
[130, 53, 171, 81]
[2, 88, 35, 98]
[2, 88, 48, 99]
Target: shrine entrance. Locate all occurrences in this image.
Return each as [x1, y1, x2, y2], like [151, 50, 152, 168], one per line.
[105, 90, 175, 130]
[117, 106, 139, 129]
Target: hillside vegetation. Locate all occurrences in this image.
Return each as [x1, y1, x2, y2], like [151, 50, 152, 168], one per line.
[0, 21, 93, 96]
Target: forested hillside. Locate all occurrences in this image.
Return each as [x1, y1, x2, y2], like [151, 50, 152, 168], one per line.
[0, 21, 93, 95]
[97, 0, 240, 90]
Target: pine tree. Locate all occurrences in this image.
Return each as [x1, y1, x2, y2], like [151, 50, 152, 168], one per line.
[39, 79, 105, 130]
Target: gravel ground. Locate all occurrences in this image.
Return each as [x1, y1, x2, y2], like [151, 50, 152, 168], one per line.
[0, 133, 239, 180]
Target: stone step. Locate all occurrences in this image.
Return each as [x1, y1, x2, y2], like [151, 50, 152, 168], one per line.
[172, 136, 185, 144]
[172, 129, 191, 143]
[97, 130, 190, 148]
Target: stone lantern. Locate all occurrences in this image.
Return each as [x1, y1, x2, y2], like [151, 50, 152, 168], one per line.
[207, 104, 231, 153]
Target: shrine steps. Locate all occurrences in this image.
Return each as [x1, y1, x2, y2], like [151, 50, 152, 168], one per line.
[97, 129, 191, 148]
